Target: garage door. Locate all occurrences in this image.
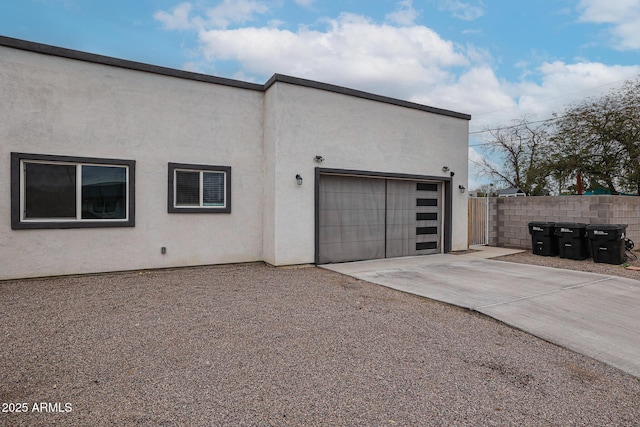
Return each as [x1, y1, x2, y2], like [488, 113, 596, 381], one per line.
[318, 174, 442, 264]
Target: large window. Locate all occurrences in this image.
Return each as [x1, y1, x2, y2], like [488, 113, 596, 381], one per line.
[168, 163, 231, 213]
[11, 153, 135, 229]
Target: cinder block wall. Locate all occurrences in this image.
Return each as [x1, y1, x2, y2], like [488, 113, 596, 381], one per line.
[487, 196, 640, 249]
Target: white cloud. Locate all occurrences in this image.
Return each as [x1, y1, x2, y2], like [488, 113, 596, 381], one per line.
[154, 2, 194, 30]
[386, 0, 420, 26]
[515, 61, 640, 114]
[438, 0, 485, 21]
[154, 0, 270, 31]
[155, 3, 640, 123]
[577, 0, 640, 49]
[577, 0, 639, 23]
[205, 0, 270, 29]
[196, 12, 469, 99]
[414, 66, 515, 117]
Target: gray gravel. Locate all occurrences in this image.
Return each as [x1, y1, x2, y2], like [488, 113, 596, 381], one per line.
[1, 263, 639, 426]
[494, 249, 640, 280]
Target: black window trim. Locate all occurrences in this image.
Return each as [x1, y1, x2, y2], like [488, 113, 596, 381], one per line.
[167, 163, 231, 214]
[11, 152, 136, 229]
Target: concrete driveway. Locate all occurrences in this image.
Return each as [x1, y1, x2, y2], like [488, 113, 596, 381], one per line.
[322, 247, 640, 379]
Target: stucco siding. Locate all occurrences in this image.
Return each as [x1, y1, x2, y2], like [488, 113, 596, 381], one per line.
[1, 46, 265, 279]
[266, 82, 469, 265]
[261, 84, 278, 265]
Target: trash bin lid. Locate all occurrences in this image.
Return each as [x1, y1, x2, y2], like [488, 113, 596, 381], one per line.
[555, 222, 587, 229]
[586, 224, 628, 231]
[528, 221, 556, 227]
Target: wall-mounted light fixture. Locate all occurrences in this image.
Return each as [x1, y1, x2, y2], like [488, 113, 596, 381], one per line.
[442, 166, 450, 172]
[314, 155, 324, 162]
[458, 185, 466, 193]
[296, 174, 303, 185]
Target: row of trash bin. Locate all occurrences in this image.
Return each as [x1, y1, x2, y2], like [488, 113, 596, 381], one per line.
[528, 222, 628, 265]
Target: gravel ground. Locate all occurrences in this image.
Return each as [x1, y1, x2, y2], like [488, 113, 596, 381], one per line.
[1, 263, 639, 426]
[494, 249, 640, 280]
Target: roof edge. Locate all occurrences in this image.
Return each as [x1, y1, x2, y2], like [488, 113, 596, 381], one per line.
[265, 74, 471, 120]
[0, 35, 471, 121]
[0, 35, 263, 91]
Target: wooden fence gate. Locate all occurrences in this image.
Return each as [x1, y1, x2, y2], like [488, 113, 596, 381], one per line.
[468, 197, 489, 246]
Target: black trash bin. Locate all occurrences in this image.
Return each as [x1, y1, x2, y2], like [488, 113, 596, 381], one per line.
[586, 224, 628, 265]
[554, 222, 590, 260]
[528, 221, 558, 256]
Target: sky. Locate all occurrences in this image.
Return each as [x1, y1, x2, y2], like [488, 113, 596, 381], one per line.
[2, 0, 640, 188]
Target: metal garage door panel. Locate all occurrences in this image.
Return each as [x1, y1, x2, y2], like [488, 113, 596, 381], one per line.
[318, 175, 386, 263]
[386, 180, 442, 257]
[386, 180, 417, 258]
[415, 182, 441, 255]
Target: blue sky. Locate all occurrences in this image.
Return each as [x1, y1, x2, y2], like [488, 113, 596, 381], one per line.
[2, 0, 640, 187]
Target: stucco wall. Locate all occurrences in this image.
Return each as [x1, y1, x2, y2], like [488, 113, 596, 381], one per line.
[266, 82, 470, 265]
[261, 83, 278, 265]
[488, 196, 640, 249]
[0, 46, 265, 279]
[1, 42, 470, 279]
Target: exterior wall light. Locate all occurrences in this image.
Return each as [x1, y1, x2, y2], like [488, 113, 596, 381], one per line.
[296, 174, 303, 185]
[314, 155, 324, 162]
[459, 185, 466, 193]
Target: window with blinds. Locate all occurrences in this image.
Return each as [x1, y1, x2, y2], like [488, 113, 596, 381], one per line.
[168, 163, 231, 213]
[175, 171, 200, 206]
[203, 172, 225, 207]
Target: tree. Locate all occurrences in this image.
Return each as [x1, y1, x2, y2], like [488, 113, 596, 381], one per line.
[473, 117, 552, 196]
[549, 77, 640, 195]
[473, 183, 497, 197]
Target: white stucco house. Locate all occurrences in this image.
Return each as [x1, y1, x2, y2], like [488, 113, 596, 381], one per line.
[0, 36, 471, 280]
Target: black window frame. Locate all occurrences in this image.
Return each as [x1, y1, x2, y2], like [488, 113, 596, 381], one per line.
[11, 152, 136, 229]
[167, 163, 231, 214]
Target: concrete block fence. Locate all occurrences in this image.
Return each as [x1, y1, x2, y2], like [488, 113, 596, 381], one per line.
[487, 196, 640, 249]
